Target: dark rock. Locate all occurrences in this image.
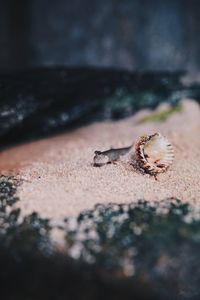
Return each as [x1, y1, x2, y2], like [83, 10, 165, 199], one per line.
[0, 175, 200, 299]
[0, 67, 196, 148]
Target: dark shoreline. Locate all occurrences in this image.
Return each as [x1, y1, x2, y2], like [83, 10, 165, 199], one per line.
[1, 67, 198, 149]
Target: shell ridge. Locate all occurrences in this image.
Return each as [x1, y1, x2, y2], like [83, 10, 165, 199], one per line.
[134, 132, 174, 175]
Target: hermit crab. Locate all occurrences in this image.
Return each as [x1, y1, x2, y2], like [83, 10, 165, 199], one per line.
[93, 132, 174, 179]
[133, 133, 174, 177]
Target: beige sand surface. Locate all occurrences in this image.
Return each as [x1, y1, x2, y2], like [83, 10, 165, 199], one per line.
[0, 99, 200, 221]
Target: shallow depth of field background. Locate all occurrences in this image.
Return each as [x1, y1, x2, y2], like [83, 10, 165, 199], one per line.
[0, 0, 200, 72]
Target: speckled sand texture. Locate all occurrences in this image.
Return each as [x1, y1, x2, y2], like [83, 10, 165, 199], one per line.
[0, 99, 200, 221]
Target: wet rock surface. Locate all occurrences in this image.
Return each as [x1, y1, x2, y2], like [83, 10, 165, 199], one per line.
[1, 67, 199, 147]
[0, 175, 200, 300]
[0, 176, 52, 256]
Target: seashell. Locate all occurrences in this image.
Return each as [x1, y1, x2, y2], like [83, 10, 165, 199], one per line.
[134, 133, 174, 175]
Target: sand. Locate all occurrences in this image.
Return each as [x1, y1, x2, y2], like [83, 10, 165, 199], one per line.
[0, 99, 200, 222]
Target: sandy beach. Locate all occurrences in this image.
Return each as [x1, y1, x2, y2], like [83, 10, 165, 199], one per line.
[0, 99, 200, 222]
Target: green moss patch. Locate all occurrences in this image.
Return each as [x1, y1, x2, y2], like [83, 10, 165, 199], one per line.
[139, 104, 181, 123]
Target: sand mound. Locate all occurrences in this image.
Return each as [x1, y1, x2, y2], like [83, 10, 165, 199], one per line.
[0, 99, 199, 220]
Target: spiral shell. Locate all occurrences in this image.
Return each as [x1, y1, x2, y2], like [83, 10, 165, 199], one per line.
[134, 133, 174, 175]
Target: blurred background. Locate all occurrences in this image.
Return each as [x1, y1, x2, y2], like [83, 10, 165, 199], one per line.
[1, 4, 200, 299]
[0, 0, 200, 72]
